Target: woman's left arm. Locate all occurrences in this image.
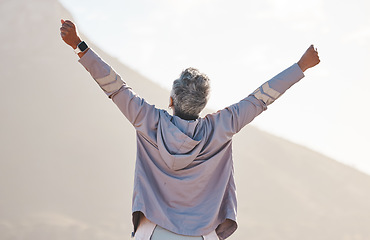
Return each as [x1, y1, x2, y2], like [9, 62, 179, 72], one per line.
[212, 45, 320, 136]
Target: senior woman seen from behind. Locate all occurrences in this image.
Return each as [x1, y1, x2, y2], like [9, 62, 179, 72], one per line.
[60, 19, 320, 240]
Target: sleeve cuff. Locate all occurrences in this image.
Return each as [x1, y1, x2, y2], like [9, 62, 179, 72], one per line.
[268, 63, 305, 92]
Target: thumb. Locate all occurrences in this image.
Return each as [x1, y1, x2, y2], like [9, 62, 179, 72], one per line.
[61, 19, 65, 24]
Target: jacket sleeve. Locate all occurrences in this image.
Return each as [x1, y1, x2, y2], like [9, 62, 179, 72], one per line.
[208, 63, 305, 139]
[78, 49, 160, 135]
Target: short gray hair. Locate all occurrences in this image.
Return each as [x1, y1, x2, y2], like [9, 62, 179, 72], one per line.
[171, 67, 210, 119]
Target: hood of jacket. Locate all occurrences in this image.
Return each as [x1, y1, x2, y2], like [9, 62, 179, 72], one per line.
[156, 111, 205, 171]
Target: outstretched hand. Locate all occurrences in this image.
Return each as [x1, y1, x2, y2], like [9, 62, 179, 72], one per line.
[297, 45, 320, 72]
[60, 19, 82, 49]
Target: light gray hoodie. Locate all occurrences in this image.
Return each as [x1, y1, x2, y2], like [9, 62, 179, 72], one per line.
[78, 49, 305, 239]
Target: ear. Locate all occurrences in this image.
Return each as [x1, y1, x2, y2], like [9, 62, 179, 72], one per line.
[169, 96, 174, 108]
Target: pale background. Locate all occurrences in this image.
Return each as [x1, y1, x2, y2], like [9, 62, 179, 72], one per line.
[59, 0, 370, 175]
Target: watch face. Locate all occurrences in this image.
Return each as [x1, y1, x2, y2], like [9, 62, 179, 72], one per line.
[78, 41, 88, 51]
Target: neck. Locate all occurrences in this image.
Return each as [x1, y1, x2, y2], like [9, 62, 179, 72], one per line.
[174, 110, 198, 121]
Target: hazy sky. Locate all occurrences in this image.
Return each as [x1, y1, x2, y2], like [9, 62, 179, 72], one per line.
[59, 0, 370, 174]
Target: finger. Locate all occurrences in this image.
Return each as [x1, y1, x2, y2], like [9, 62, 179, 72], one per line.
[61, 23, 73, 31]
[61, 19, 65, 24]
[64, 20, 74, 26]
[63, 21, 74, 28]
[60, 26, 69, 32]
[60, 29, 71, 35]
[60, 25, 73, 32]
[60, 30, 69, 35]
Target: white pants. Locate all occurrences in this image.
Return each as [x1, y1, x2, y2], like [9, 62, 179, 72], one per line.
[134, 216, 219, 240]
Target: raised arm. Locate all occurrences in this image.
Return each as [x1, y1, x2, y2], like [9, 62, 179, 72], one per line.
[60, 19, 160, 136]
[297, 45, 320, 72]
[60, 19, 89, 58]
[210, 45, 320, 137]
[251, 44, 320, 107]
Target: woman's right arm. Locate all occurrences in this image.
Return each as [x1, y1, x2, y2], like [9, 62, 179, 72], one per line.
[78, 49, 160, 132]
[60, 19, 159, 134]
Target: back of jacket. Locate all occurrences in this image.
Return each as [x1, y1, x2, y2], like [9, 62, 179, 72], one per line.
[78, 49, 304, 239]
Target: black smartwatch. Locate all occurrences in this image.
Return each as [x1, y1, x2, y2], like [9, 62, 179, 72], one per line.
[74, 41, 88, 54]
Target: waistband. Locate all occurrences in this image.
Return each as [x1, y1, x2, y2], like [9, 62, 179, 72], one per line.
[133, 216, 219, 240]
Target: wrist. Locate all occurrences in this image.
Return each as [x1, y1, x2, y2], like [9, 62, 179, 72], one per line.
[77, 48, 90, 58]
[71, 38, 82, 49]
[297, 60, 307, 72]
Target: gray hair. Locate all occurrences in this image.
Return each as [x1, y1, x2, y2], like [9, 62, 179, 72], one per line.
[171, 67, 210, 120]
